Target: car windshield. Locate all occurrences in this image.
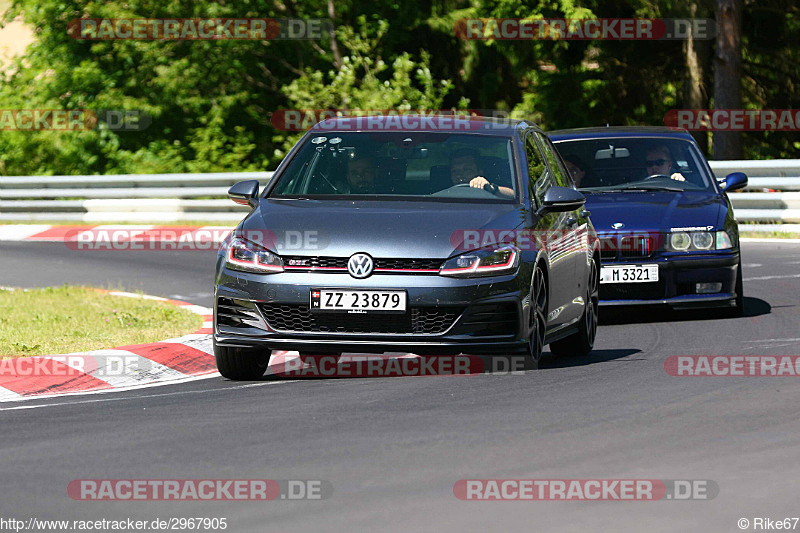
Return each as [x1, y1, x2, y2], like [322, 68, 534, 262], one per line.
[553, 137, 715, 192]
[269, 132, 518, 202]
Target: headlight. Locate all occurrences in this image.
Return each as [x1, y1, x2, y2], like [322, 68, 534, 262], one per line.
[692, 231, 714, 250]
[440, 244, 520, 277]
[666, 231, 734, 251]
[225, 237, 284, 273]
[669, 232, 691, 251]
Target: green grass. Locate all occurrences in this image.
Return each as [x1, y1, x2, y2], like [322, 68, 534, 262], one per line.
[0, 285, 203, 358]
[740, 231, 800, 239]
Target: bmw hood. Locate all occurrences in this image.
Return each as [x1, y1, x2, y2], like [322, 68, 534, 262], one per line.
[239, 199, 526, 258]
[584, 191, 724, 234]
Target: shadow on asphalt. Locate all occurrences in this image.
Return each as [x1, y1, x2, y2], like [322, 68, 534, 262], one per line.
[254, 348, 642, 381]
[540, 348, 642, 369]
[598, 296, 771, 325]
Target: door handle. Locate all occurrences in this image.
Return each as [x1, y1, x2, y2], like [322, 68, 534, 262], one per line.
[580, 209, 591, 218]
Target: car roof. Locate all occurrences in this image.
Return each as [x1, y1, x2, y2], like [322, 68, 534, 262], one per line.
[547, 126, 695, 142]
[308, 114, 540, 137]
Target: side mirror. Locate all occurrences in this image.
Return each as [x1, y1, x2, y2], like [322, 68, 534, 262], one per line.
[228, 180, 260, 208]
[537, 186, 586, 215]
[717, 172, 748, 192]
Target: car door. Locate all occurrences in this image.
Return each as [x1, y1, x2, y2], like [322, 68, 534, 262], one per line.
[525, 132, 573, 331]
[533, 131, 587, 325]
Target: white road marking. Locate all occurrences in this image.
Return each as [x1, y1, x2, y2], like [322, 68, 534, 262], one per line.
[0, 378, 297, 411]
[0, 225, 52, 240]
[743, 338, 800, 343]
[744, 274, 800, 281]
[743, 263, 763, 268]
[0, 372, 222, 406]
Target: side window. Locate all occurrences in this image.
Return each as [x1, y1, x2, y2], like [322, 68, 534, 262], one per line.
[535, 132, 572, 188]
[525, 133, 549, 206]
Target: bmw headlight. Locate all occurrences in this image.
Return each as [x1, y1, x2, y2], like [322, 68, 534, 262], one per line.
[669, 232, 691, 251]
[440, 244, 520, 277]
[692, 232, 714, 250]
[225, 237, 284, 273]
[666, 231, 733, 251]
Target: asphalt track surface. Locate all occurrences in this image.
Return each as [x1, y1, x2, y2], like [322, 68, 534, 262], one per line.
[1, 241, 800, 532]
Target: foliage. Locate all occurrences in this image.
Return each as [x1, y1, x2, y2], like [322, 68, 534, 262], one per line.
[0, 0, 796, 175]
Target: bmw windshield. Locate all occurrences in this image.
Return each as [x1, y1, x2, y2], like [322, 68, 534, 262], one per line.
[269, 132, 519, 202]
[553, 138, 716, 193]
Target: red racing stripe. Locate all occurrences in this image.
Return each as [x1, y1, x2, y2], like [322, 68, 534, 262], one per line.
[0, 357, 112, 396]
[26, 226, 96, 241]
[119, 343, 216, 375]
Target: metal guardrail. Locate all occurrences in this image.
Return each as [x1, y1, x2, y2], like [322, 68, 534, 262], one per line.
[0, 163, 798, 225]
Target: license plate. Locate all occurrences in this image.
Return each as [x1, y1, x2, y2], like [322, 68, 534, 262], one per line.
[600, 264, 659, 284]
[310, 289, 407, 313]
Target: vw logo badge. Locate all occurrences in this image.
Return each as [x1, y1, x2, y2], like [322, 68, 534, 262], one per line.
[612, 222, 625, 229]
[347, 253, 374, 279]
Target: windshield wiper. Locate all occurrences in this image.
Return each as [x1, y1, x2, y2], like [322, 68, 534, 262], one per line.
[618, 185, 683, 192]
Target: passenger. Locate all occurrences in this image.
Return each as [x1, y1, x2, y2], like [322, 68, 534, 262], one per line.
[563, 154, 588, 188]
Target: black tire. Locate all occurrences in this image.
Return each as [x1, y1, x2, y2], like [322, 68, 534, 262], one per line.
[214, 339, 270, 380]
[550, 256, 599, 358]
[720, 261, 744, 318]
[525, 264, 548, 370]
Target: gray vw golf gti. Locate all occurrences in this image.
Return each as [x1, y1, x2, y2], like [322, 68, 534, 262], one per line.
[214, 116, 600, 379]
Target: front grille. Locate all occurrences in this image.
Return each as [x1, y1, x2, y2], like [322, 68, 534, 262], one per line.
[375, 258, 443, 271]
[284, 256, 347, 269]
[601, 280, 666, 301]
[619, 236, 658, 259]
[259, 303, 461, 334]
[454, 302, 518, 336]
[599, 237, 618, 262]
[282, 256, 443, 273]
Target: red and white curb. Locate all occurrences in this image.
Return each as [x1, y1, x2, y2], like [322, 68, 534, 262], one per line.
[0, 225, 234, 247]
[0, 290, 218, 403]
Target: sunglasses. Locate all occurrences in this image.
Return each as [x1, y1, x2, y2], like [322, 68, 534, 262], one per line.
[646, 158, 669, 167]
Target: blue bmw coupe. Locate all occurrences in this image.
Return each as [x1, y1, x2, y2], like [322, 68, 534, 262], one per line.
[549, 127, 747, 316]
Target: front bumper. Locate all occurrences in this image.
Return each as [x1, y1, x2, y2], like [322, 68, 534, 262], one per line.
[213, 265, 532, 355]
[599, 251, 740, 309]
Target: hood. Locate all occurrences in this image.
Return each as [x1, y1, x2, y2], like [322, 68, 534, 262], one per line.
[239, 198, 526, 258]
[584, 190, 724, 234]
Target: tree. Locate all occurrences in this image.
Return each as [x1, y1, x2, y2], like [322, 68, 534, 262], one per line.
[712, 0, 743, 159]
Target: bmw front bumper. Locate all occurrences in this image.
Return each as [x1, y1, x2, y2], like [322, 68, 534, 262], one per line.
[599, 251, 740, 309]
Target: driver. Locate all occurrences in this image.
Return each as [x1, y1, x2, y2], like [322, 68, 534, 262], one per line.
[345, 155, 377, 193]
[449, 149, 514, 198]
[645, 145, 686, 182]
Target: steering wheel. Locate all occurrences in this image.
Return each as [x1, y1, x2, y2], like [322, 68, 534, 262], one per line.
[644, 174, 671, 181]
[451, 182, 495, 192]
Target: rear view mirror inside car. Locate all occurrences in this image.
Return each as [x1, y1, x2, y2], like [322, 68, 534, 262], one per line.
[595, 146, 630, 159]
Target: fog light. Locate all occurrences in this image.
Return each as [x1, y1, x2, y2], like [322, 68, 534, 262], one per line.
[696, 282, 722, 294]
